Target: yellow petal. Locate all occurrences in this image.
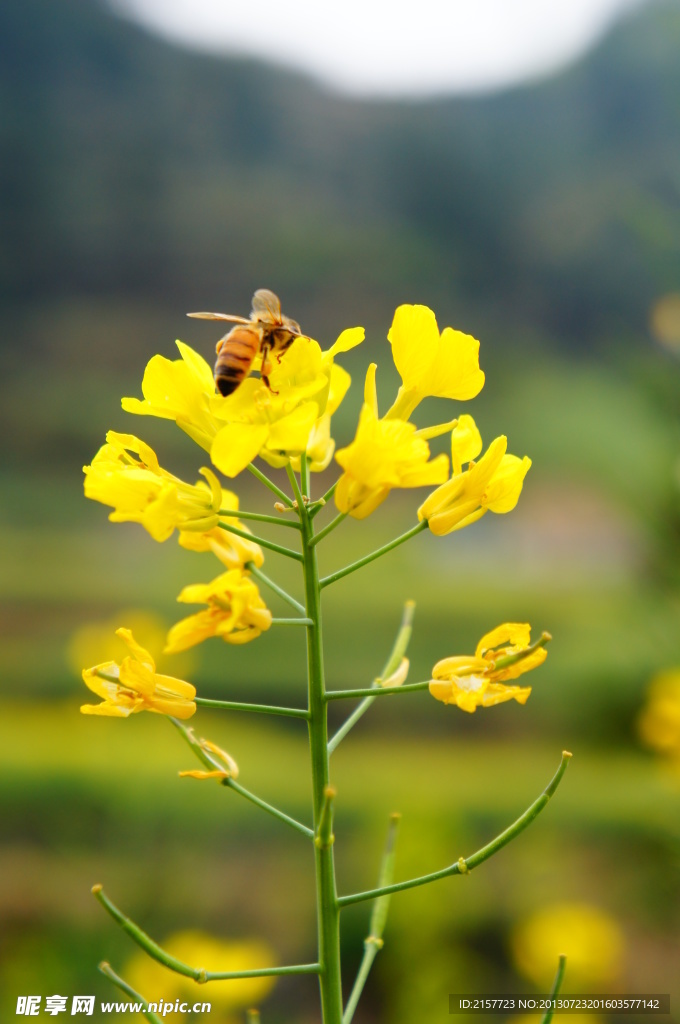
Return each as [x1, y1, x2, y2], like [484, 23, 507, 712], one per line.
[364, 363, 378, 417]
[328, 326, 365, 356]
[450, 414, 482, 474]
[265, 401, 319, 453]
[387, 304, 440, 389]
[421, 327, 485, 400]
[211, 423, 270, 477]
[484, 455, 531, 513]
[476, 623, 531, 658]
[115, 628, 156, 671]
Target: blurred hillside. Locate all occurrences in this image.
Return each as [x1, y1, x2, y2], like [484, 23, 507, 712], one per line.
[3, 0, 680, 336]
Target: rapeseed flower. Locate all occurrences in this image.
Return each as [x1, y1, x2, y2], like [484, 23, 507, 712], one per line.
[385, 304, 485, 420]
[84, 431, 222, 542]
[179, 736, 240, 781]
[429, 623, 547, 712]
[638, 669, 680, 762]
[334, 364, 451, 518]
[418, 430, 531, 535]
[81, 628, 196, 718]
[511, 903, 624, 987]
[165, 569, 272, 652]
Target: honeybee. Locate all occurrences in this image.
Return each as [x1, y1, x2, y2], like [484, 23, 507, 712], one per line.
[188, 288, 304, 396]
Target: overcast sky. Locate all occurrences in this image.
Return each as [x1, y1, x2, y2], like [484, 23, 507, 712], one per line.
[111, 0, 650, 96]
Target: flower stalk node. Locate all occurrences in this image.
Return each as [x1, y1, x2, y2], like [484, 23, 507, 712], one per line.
[457, 857, 469, 874]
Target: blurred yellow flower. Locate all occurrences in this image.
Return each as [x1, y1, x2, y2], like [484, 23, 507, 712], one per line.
[165, 569, 272, 652]
[210, 331, 363, 477]
[385, 304, 485, 420]
[84, 432, 222, 542]
[418, 432, 531, 535]
[429, 623, 547, 712]
[650, 292, 680, 353]
[334, 363, 451, 518]
[511, 903, 624, 987]
[81, 628, 196, 718]
[638, 669, 680, 760]
[125, 932, 276, 1021]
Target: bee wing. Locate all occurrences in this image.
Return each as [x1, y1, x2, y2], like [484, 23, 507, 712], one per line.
[187, 312, 251, 323]
[251, 289, 283, 324]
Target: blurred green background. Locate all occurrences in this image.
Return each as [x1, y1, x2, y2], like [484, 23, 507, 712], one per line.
[1, 0, 680, 1020]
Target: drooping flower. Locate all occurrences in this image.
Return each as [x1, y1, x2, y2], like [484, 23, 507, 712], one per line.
[429, 623, 548, 712]
[210, 330, 363, 477]
[385, 304, 485, 420]
[334, 364, 451, 519]
[418, 430, 531, 535]
[165, 569, 272, 652]
[83, 431, 222, 542]
[179, 735, 240, 781]
[80, 628, 196, 718]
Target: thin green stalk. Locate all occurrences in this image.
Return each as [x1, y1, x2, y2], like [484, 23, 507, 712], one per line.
[300, 452, 311, 499]
[194, 697, 309, 720]
[226, 778, 314, 838]
[286, 463, 306, 510]
[206, 963, 322, 981]
[320, 521, 427, 589]
[326, 681, 430, 701]
[218, 521, 303, 561]
[98, 962, 162, 1024]
[338, 751, 572, 908]
[328, 602, 415, 755]
[299, 501, 344, 1024]
[248, 463, 294, 507]
[246, 562, 305, 615]
[271, 617, 314, 626]
[342, 814, 401, 1024]
[222, 508, 301, 529]
[541, 956, 567, 1024]
[310, 512, 347, 547]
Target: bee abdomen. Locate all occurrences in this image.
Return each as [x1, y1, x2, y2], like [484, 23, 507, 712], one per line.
[214, 328, 258, 396]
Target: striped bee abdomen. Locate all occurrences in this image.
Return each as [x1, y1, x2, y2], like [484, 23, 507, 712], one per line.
[214, 326, 260, 396]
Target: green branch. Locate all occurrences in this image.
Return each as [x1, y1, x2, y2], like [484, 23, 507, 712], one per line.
[328, 601, 415, 755]
[206, 963, 322, 981]
[218, 521, 302, 562]
[342, 814, 401, 1024]
[246, 562, 306, 615]
[541, 956, 567, 1024]
[222, 508, 301, 530]
[320, 521, 427, 589]
[337, 751, 572, 908]
[226, 777, 314, 838]
[98, 962, 162, 1024]
[325, 681, 429, 702]
[247, 463, 294, 507]
[193, 698, 309, 720]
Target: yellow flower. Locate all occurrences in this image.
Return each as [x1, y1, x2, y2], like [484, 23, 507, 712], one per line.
[385, 304, 485, 420]
[210, 330, 363, 478]
[122, 341, 222, 451]
[429, 623, 547, 712]
[165, 569, 272, 652]
[418, 430, 531, 535]
[84, 431, 222, 542]
[334, 365, 451, 519]
[638, 669, 680, 759]
[125, 932, 276, 1017]
[511, 903, 624, 987]
[80, 628, 196, 718]
[177, 489, 264, 569]
[179, 736, 240, 781]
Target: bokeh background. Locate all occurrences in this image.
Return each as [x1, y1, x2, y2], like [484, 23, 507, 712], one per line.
[1, 0, 680, 1020]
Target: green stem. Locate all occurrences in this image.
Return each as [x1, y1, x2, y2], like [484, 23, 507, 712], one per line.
[248, 463, 294, 507]
[206, 963, 322, 981]
[328, 602, 416, 755]
[299, 501, 344, 1024]
[286, 463, 306, 509]
[194, 697, 309, 720]
[320, 521, 427, 589]
[221, 508, 301, 529]
[541, 956, 567, 1024]
[98, 962, 163, 1024]
[300, 452, 311, 499]
[246, 562, 305, 615]
[271, 617, 314, 626]
[225, 778, 314, 838]
[337, 752, 572, 908]
[218, 521, 303, 561]
[326, 681, 430, 701]
[310, 512, 347, 546]
[342, 814, 401, 1024]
